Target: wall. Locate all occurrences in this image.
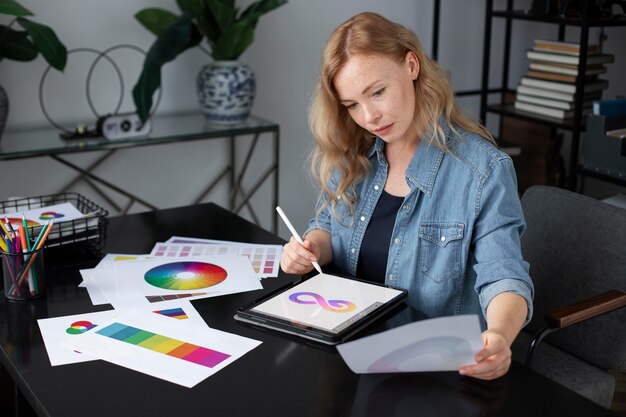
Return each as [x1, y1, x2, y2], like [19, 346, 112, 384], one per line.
[1, 0, 624, 240]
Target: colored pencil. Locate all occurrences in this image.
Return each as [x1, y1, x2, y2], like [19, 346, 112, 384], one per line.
[10, 219, 54, 296]
[18, 225, 36, 295]
[0, 219, 8, 235]
[4, 217, 14, 233]
[22, 214, 32, 251]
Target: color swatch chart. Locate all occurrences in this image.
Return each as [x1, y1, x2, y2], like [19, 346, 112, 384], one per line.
[96, 322, 230, 368]
[150, 243, 281, 278]
[153, 308, 189, 320]
[145, 292, 208, 303]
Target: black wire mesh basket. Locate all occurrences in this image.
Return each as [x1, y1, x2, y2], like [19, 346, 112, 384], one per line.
[0, 192, 108, 254]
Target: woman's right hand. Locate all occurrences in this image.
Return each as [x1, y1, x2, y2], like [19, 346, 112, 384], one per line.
[280, 236, 321, 274]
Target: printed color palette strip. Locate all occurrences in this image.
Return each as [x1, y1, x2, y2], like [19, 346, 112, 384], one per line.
[151, 244, 280, 277]
[153, 307, 189, 320]
[96, 322, 230, 368]
[145, 292, 207, 303]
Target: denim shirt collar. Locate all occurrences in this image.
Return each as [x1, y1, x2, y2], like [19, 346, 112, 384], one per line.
[366, 119, 451, 197]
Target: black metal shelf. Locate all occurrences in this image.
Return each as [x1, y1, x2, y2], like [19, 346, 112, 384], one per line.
[485, 103, 587, 131]
[577, 167, 626, 187]
[430, 0, 626, 190]
[478, 0, 626, 190]
[492, 10, 626, 27]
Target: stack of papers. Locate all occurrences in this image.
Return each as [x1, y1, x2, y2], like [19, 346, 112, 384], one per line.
[79, 236, 283, 309]
[37, 235, 280, 387]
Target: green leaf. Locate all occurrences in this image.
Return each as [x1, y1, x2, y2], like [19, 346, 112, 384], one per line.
[212, 21, 254, 60]
[135, 8, 179, 36]
[0, 26, 37, 61]
[231, 24, 255, 58]
[16, 17, 66, 70]
[204, 0, 236, 33]
[176, 0, 204, 16]
[239, 0, 287, 25]
[0, 0, 33, 17]
[133, 13, 196, 123]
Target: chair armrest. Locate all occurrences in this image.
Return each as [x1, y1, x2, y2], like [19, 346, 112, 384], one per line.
[524, 290, 626, 368]
[545, 290, 626, 328]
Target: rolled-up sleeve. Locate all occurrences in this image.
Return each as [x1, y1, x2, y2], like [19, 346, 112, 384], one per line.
[472, 156, 534, 326]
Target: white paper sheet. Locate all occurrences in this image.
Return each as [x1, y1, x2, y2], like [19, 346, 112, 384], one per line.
[151, 240, 282, 278]
[79, 254, 156, 305]
[3, 202, 86, 227]
[62, 309, 261, 388]
[37, 301, 207, 366]
[336, 315, 483, 373]
[165, 236, 244, 245]
[86, 255, 262, 307]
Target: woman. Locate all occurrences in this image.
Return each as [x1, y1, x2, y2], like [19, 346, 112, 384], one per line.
[280, 12, 533, 381]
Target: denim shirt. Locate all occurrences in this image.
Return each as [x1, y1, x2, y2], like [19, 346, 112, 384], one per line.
[305, 123, 534, 328]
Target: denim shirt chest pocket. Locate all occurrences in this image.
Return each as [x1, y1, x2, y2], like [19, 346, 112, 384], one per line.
[418, 222, 465, 283]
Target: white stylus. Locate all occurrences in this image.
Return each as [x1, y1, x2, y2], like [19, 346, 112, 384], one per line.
[276, 206, 323, 275]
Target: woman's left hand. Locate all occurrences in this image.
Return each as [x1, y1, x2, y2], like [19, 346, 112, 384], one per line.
[458, 330, 512, 380]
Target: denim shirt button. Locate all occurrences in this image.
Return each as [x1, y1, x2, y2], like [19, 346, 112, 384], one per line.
[351, 248, 356, 254]
[441, 236, 446, 242]
[394, 237, 401, 244]
[402, 204, 409, 210]
[360, 216, 365, 222]
[388, 274, 395, 280]
[374, 185, 379, 190]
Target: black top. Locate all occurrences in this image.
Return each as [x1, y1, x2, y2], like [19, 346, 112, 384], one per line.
[357, 190, 404, 284]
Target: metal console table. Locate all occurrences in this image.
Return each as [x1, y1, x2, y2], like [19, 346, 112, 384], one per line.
[0, 113, 280, 232]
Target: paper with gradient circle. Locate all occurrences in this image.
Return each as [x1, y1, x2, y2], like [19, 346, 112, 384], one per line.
[336, 315, 483, 373]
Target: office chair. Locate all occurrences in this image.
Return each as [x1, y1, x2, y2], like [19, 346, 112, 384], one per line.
[511, 185, 626, 408]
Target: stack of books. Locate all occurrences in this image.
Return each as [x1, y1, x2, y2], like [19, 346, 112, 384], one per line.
[514, 39, 614, 120]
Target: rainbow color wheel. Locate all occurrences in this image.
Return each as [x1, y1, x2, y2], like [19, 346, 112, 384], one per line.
[66, 320, 97, 335]
[144, 262, 227, 290]
[6, 217, 40, 227]
[39, 211, 65, 220]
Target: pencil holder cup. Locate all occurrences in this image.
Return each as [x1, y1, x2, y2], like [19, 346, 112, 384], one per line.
[2, 247, 45, 301]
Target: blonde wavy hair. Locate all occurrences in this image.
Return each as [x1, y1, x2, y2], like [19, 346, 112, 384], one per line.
[309, 12, 494, 220]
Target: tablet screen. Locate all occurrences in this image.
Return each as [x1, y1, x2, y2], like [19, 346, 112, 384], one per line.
[249, 274, 405, 334]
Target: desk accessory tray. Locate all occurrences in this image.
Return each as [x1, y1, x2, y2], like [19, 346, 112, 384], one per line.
[0, 192, 109, 254]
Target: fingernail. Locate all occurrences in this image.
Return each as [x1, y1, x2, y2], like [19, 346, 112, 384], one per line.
[459, 369, 467, 375]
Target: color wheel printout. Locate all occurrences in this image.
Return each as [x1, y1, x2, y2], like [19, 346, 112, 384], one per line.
[3, 202, 86, 228]
[38, 302, 207, 366]
[87, 255, 262, 307]
[63, 309, 262, 387]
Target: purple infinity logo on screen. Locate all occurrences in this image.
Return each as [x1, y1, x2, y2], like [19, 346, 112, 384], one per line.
[288, 292, 356, 313]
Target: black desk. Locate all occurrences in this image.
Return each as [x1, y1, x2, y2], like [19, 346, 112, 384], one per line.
[0, 203, 617, 417]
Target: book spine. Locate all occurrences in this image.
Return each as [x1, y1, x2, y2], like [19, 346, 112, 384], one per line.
[592, 99, 626, 117]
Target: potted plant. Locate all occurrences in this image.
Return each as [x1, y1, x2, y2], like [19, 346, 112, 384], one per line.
[133, 0, 287, 125]
[0, 0, 67, 138]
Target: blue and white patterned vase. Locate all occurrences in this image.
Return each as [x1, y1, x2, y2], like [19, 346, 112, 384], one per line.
[196, 61, 256, 125]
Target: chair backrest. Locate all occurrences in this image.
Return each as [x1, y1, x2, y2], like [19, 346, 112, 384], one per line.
[520, 185, 626, 371]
